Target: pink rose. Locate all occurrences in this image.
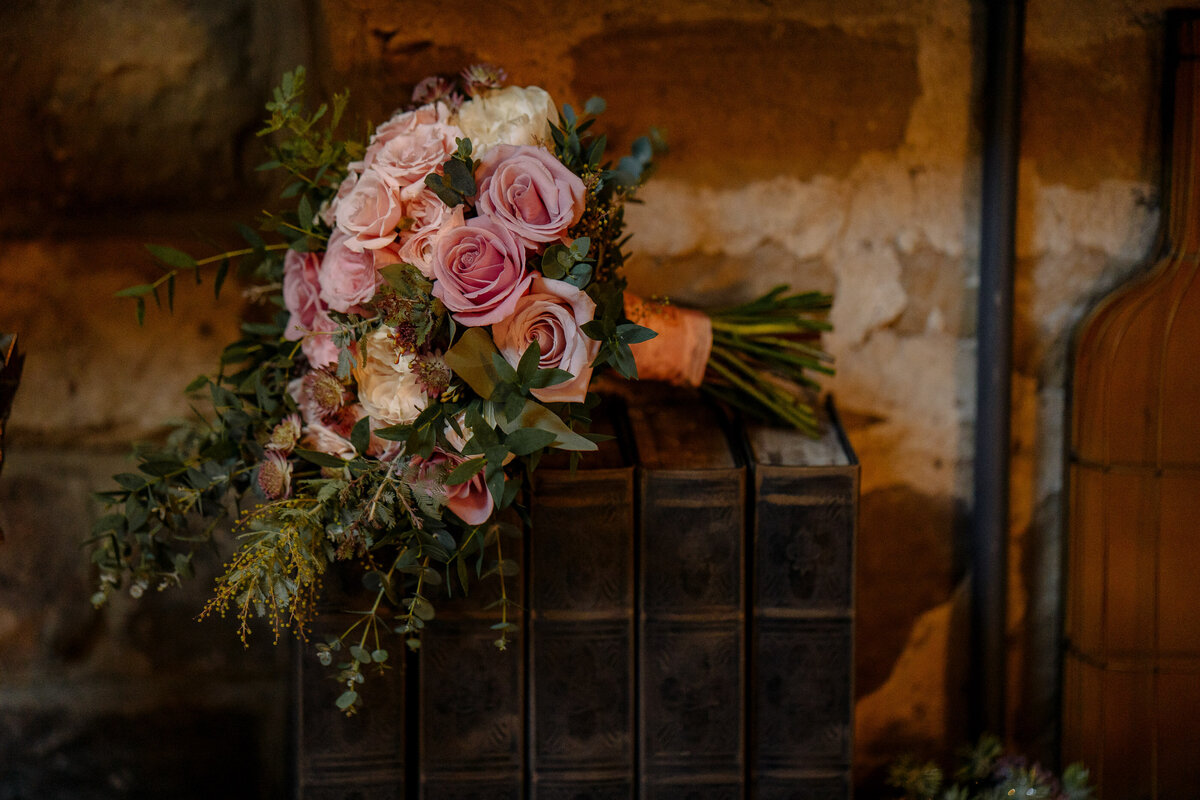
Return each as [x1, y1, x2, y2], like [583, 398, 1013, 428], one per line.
[283, 249, 323, 341]
[396, 186, 452, 277]
[492, 276, 600, 403]
[319, 229, 383, 313]
[364, 103, 462, 189]
[403, 185, 452, 231]
[411, 449, 494, 525]
[399, 226, 441, 279]
[301, 309, 341, 369]
[320, 169, 360, 228]
[431, 209, 533, 327]
[283, 250, 341, 369]
[335, 169, 405, 251]
[475, 144, 586, 250]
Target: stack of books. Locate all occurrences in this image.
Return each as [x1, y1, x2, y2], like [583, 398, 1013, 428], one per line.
[294, 388, 858, 800]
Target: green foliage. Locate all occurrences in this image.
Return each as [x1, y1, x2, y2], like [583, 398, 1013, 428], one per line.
[425, 138, 478, 207]
[886, 735, 1094, 800]
[96, 68, 660, 713]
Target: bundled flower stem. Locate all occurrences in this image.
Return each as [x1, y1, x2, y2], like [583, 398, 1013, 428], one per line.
[625, 287, 834, 435]
[704, 287, 834, 434]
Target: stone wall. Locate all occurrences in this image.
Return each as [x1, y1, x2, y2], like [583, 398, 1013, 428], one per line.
[0, 0, 1191, 796]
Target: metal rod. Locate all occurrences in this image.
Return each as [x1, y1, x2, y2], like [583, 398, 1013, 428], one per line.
[972, 0, 1025, 740]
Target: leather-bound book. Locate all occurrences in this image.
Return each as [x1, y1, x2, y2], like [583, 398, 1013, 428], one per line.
[744, 399, 859, 800]
[418, 520, 524, 799]
[526, 398, 636, 800]
[294, 564, 407, 800]
[628, 387, 747, 800]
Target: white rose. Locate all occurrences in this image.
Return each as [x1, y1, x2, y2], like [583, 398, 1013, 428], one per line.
[455, 85, 557, 155]
[353, 328, 430, 426]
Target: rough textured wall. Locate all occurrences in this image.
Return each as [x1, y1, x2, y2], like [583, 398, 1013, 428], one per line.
[0, 0, 1188, 795]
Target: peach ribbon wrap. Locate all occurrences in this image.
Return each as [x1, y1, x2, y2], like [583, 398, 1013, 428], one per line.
[623, 293, 713, 388]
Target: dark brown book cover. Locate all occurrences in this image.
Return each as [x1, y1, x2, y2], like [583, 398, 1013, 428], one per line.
[418, 525, 524, 800]
[627, 386, 747, 800]
[527, 399, 636, 800]
[294, 564, 407, 800]
[743, 400, 859, 800]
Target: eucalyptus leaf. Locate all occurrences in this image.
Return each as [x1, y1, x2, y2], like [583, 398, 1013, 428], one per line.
[145, 244, 197, 270]
[114, 284, 156, 298]
[113, 473, 149, 491]
[138, 460, 184, 477]
[445, 456, 486, 486]
[444, 158, 476, 196]
[528, 367, 572, 389]
[350, 415, 371, 456]
[616, 322, 657, 344]
[373, 423, 412, 442]
[408, 596, 435, 622]
[504, 427, 557, 456]
[516, 340, 540, 384]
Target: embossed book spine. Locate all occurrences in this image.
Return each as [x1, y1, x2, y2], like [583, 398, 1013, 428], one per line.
[628, 388, 747, 800]
[527, 400, 636, 800]
[294, 565, 407, 800]
[418, 529, 525, 799]
[744, 401, 859, 800]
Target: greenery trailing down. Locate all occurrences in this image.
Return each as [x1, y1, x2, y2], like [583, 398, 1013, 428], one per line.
[700, 286, 835, 434]
[887, 734, 1094, 800]
[90, 65, 658, 714]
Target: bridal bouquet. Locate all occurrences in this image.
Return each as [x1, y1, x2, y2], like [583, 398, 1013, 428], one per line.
[89, 66, 833, 713]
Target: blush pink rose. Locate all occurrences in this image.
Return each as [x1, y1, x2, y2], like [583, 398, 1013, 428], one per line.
[475, 144, 587, 250]
[492, 276, 600, 403]
[319, 229, 384, 313]
[320, 168, 361, 228]
[411, 449, 494, 525]
[364, 103, 462, 189]
[399, 226, 441, 279]
[335, 169, 405, 251]
[430, 209, 533, 327]
[396, 186, 452, 277]
[283, 249, 341, 369]
[283, 249, 323, 341]
[301, 309, 341, 370]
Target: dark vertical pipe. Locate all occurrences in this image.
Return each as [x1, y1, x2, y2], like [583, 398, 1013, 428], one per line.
[972, 0, 1025, 740]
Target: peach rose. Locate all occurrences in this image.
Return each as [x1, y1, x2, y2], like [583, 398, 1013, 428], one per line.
[475, 144, 586, 250]
[430, 209, 533, 327]
[492, 276, 599, 403]
[352, 328, 430, 426]
[397, 186, 453, 277]
[335, 169, 405, 252]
